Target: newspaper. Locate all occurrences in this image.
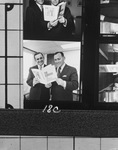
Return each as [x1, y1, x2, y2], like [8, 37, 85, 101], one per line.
[31, 64, 57, 85]
[43, 2, 66, 21]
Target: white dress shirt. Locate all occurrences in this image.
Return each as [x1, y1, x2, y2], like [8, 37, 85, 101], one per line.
[57, 63, 66, 89]
[36, 2, 43, 11]
[38, 64, 44, 70]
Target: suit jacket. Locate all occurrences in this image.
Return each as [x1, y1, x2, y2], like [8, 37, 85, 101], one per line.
[44, 7, 75, 40]
[26, 65, 50, 101]
[51, 64, 78, 101]
[24, 3, 48, 40]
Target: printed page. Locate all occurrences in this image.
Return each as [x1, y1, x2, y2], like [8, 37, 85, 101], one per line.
[42, 65, 57, 84]
[58, 2, 66, 17]
[31, 65, 57, 84]
[43, 5, 59, 21]
[31, 69, 46, 84]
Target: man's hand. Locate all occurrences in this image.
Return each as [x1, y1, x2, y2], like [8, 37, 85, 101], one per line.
[45, 83, 52, 88]
[33, 77, 40, 86]
[100, 15, 105, 21]
[56, 78, 66, 88]
[58, 16, 67, 24]
[51, 20, 58, 27]
[48, 20, 58, 29]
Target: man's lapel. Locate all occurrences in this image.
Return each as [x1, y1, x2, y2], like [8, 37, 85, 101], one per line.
[60, 64, 68, 77]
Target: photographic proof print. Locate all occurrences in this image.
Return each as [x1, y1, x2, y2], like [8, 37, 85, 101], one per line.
[100, 0, 118, 36]
[0, 0, 82, 109]
[23, 40, 81, 109]
[23, 0, 82, 41]
[99, 43, 118, 103]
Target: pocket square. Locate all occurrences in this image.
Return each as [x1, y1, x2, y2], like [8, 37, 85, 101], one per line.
[62, 75, 67, 77]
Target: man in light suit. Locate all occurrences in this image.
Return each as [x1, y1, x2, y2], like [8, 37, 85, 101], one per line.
[51, 52, 79, 101]
[27, 52, 51, 101]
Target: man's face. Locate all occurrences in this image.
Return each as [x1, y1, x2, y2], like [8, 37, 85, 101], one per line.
[35, 53, 44, 66]
[36, 0, 44, 5]
[51, 0, 59, 6]
[54, 53, 65, 68]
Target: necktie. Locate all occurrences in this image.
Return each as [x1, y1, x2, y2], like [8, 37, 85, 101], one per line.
[40, 65, 42, 70]
[40, 5, 43, 12]
[57, 67, 61, 77]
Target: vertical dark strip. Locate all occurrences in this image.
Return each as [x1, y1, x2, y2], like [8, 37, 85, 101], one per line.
[19, 5, 21, 109]
[5, 3, 14, 109]
[79, 35, 83, 103]
[5, 4, 8, 109]
[19, 136, 21, 150]
[47, 136, 49, 150]
[73, 137, 75, 150]
[79, 0, 85, 103]
[100, 138, 101, 150]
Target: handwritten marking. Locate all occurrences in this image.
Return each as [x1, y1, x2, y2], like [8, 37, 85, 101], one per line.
[42, 105, 61, 113]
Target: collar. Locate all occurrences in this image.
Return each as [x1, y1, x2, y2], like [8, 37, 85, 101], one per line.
[38, 64, 44, 70]
[36, 2, 43, 11]
[58, 63, 66, 72]
[61, 63, 65, 71]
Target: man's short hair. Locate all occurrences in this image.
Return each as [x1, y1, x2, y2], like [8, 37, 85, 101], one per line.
[34, 52, 44, 59]
[54, 51, 65, 57]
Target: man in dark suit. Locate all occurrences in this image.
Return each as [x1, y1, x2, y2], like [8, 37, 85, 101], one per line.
[24, 0, 48, 39]
[51, 52, 79, 101]
[26, 52, 51, 101]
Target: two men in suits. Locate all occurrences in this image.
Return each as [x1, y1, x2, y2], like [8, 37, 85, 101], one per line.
[26, 52, 51, 101]
[51, 52, 79, 101]
[24, 0, 75, 40]
[27, 51, 78, 101]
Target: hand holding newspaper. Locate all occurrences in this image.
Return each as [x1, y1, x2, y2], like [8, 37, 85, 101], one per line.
[31, 64, 57, 85]
[43, 2, 66, 21]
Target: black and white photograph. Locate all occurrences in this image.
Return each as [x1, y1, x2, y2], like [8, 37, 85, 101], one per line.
[99, 43, 118, 102]
[100, 0, 118, 35]
[23, 0, 82, 41]
[23, 40, 81, 108]
[1, 0, 118, 150]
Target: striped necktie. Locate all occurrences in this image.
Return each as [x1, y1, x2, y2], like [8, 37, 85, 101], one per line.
[57, 67, 61, 77]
